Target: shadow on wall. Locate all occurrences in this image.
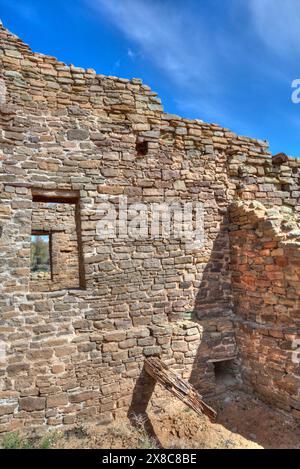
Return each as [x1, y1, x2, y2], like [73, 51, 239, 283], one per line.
[189, 217, 238, 394]
[127, 366, 162, 448]
[127, 216, 239, 443]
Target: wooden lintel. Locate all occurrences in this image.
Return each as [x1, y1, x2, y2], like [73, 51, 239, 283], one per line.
[31, 189, 80, 204]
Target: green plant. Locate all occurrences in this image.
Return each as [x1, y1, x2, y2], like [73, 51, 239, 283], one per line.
[2, 432, 22, 449]
[22, 439, 34, 449]
[39, 436, 52, 449]
[131, 414, 159, 450]
[30, 235, 50, 273]
[137, 434, 158, 449]
[1, 429, 63, 450]
[38, 430, 62, 449]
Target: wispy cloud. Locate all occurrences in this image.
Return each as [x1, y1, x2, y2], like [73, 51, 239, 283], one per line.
[85, 0, 300, 143]
[0, 0, 39, 23]
[86, 0, 247, 124]
[87, 0, 219, 89]
[248, 0, 300, 58]
[127, 48, 135, 60]
[127, 47, 144, 61]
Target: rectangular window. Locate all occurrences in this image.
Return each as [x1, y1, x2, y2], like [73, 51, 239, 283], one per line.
[30, 232, 52, 280]
[30, 189, 85, 292]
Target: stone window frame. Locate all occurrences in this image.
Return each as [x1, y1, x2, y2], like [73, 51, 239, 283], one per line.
[31, 189, 86, 290]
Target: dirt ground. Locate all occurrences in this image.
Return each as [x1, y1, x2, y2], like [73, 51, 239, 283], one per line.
[210, 390, 300, 449]
[49, 390, 300, 449]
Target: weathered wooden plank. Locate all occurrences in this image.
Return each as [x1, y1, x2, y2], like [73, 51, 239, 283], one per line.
[144, 357, 217, 421]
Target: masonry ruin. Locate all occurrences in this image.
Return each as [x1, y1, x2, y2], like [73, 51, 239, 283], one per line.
[1, 21, 300, 434]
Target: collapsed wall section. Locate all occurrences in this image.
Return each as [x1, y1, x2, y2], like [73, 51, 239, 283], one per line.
[229, 201, 300, 418]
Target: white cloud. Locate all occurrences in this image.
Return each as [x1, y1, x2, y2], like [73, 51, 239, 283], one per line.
[86, 0, 244, 124]
[127, 48, 144, 61]
[87, 0, 218, 88]
[248, 0, 300, 57]
[86, 0, 299, 133]
[127, 48, 135, 60]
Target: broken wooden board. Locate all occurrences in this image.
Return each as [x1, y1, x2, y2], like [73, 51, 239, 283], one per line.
[144, 357, 217, 421]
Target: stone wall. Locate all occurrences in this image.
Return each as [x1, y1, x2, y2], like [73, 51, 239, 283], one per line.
[227, 150, 300, 416]
[0, 21, 300, 433]
[229, 201, 300, 418]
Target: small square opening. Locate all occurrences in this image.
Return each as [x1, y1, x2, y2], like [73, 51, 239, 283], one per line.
[136, 140, 148, 156]
[212, 359, 237, 388]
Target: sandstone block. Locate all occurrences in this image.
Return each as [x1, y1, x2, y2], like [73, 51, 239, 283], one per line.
[67, 129, 89, 140]
[19, 397, 46, 412]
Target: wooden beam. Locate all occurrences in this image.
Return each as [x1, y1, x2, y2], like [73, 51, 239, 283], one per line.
[31, 189, 80, 204]
[144, 357, 217, 421]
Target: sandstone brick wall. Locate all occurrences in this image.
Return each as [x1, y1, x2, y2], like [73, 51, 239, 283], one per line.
[229, 201, 300, 417]
[31, 201, 80, 291]
[0, 21, 300, 433]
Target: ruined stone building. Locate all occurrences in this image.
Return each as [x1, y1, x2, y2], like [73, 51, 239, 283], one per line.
[1, 22, 300, 433]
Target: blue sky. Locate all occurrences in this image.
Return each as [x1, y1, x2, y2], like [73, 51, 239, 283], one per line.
[1, 0, 300, 156]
